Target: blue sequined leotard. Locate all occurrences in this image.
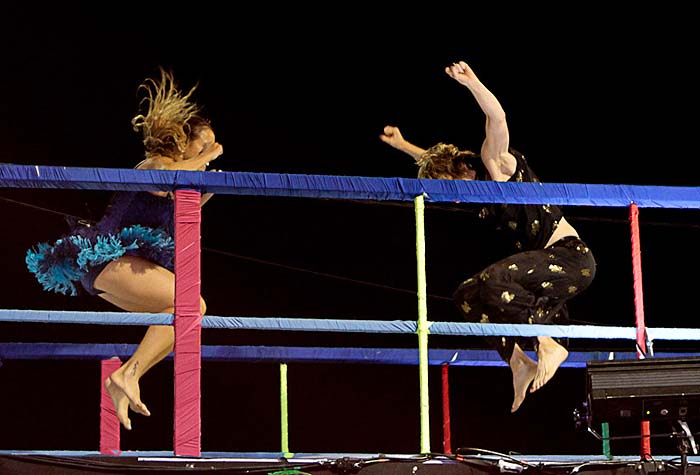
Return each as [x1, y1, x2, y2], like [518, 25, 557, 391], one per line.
[26, 191, 175, 296]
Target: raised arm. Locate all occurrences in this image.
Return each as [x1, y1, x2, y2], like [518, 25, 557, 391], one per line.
[379, 125, 426, 161]
[445, 61, 515, 181]
[137, 141, 223, 203]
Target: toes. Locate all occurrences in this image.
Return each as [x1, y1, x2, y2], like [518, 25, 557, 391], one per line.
[530, 372, 544, 393]
[531, 368, 552, 393]
[129, 400, 151, 417]
[117, 404, 132, 430]
[121, 417, 132, 431]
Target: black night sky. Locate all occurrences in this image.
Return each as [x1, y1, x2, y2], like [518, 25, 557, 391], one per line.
[1, 3, 699, 457]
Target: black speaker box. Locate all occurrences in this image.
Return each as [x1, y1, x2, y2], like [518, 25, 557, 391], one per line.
[586, 356, 700, 423]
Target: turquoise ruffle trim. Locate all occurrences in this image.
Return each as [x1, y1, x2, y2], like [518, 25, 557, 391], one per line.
[26, 224, 174, 296]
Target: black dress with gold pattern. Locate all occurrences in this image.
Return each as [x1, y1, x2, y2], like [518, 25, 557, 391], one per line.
[452, 149, 596, 362]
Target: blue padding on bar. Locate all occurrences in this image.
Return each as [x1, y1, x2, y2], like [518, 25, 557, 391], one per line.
[0, 310, 416, 333]
[429, 322, 636, 339]
[3, 342, 698, 368]
[0, 343, 483, 364]
[2, 165, 699, 207]
[204, 316, 417, 333]
[2, 310, 700, 340]
[0, 309, 172, 325]
[429, 322, 700, 340]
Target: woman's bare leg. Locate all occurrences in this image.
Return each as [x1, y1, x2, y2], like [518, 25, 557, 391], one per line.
[102, 325, 174, 430]
[510, 343, 537, 413]
[93, 255, 205, 430]
[530, 336, 568, 393]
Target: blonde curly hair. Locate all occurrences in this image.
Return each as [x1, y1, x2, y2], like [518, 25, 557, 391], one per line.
[131, 67, 210, 159]
[416, 143, 478, 179]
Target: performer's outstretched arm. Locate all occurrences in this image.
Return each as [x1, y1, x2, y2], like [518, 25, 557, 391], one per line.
[379, 125, 426, 161]
[445, 61, 515, 182]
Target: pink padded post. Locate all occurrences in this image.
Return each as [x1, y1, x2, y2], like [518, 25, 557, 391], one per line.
[100, 357, 122, 455]
[173, 189, 202, 456]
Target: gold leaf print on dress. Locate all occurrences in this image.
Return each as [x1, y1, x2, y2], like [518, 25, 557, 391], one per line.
[501, 291, 515, 303]
[527, 268, 535, 274]
[530, 220, 540, 235]
[479, 272, 490, 281]
[581, 268, 592, 277]
[542, 204, 552, 214]
[508, 263, 519, 271]
[479, 207, 489, 219]
[516, 241, 523, 250]
[501, 337, 507, 346]
[480, 314, 490, 323]
[541, 281, 553, 289]
[461, 302, 472, 314]
[508, 221, 518, 230]
[515, 170, 523, 182]
[568, 286, 578, 294]
[535, 307, 545, 318]
[548, 264, 564, 273]
[528, 315, 534, 324]
[463, 277, 476, 285]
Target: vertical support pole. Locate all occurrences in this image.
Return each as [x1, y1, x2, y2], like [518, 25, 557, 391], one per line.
[441, 363, 452, 454]
[100, 357, 122, 455]
[414, 194, 431, 454]
[640, 420, 652, 460]
[280, 363, 291, 457]
[629, 203, 648, 358]
[629, 203, 651, 459]
[602, 422, 611, 459]
[173, 189, 202, 456]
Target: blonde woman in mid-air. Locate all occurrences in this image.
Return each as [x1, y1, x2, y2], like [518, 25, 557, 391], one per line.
[27, 67, 223, 430]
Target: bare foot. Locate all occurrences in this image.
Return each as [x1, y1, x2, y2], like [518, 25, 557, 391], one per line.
[530, 337, 568, 393]
[105, 377, 132, 430]
[510, 345, 537, 412]
[106, 368, 151, 420]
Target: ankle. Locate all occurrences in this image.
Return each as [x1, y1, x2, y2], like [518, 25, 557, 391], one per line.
[537, 336, 559, 350]
[119, 362, 142, 381]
